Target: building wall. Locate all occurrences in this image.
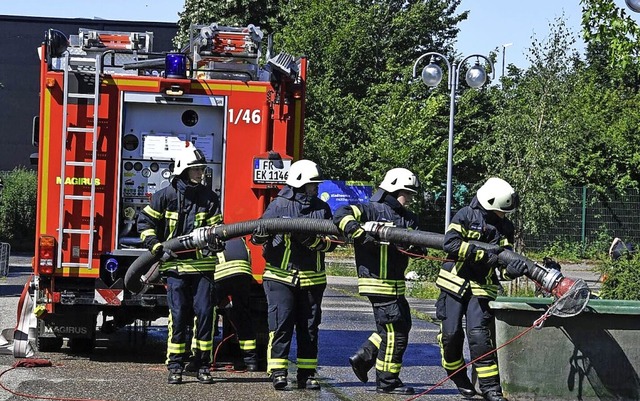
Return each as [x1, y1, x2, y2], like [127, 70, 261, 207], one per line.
[0, 15, 177, 171]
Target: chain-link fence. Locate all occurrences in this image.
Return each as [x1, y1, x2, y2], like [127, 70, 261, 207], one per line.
[0, 242, 10, 276]
[422, 187, 640, 251]
[523, 187, 640, 250]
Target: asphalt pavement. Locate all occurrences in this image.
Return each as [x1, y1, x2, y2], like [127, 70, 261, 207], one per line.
[0, 253, 603, 401]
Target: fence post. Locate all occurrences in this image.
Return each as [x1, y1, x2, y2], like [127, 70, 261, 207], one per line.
[581, 186, 587, 251]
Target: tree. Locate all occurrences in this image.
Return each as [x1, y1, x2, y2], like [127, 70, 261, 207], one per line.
[581, 0, 640, 89]
[276, 0, 468, 181]
[174, 0, 288, 48]
[480, 17, 582, 247]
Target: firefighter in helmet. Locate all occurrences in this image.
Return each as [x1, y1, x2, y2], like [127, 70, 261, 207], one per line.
[137, 141, 224, 385]
[213, 237, 259, 371]
[250, 159, 337, 390]
[435, 177, 527, 401]
[334, 167, 422, 395]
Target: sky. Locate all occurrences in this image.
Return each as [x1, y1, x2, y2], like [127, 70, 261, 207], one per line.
[2, 0, 639, 70]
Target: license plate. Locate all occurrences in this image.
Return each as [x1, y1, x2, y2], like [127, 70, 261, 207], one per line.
[253, 158, 292, 184]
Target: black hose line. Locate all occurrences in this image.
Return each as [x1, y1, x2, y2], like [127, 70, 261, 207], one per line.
[124, 218, 554, 293]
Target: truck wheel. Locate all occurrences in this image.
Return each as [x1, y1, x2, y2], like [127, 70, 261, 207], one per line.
[68, 338, 95, 353]
[36, 336, 63, 352]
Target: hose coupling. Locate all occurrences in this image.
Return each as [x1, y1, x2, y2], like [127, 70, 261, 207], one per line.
[190, 227, 209, 249]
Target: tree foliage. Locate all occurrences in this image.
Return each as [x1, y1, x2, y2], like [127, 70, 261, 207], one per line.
[476, 18, 581, 246]
[175, 0, 288, 48]
[581, 0, 640, 88]
[275, 0, 467, 186]
[173, 0, 640, 242]
[0, 167, 36, 249]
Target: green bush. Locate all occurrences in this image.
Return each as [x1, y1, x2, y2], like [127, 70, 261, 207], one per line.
[406, 250, 445, 281]
[595, 256, 640, 300]
[0, 168, 37, 250]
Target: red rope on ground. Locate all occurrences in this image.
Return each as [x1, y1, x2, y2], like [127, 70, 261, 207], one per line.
[404, 311, 553, 401]
[0, 359, 117, 401]
[211, 333, 237, 372]
[398, 247, 453, 262]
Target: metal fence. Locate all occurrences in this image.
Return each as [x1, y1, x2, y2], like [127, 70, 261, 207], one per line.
[422, 187, 640, 252]
[523, 187, 640, 250]
[0, 242, 10, 277]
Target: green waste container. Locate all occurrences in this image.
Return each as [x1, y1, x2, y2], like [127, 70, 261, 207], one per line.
[490, 297, 640, 401]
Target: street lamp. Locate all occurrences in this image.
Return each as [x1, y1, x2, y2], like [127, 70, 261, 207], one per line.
[626, 0, 640, 12]
[413, 52, 494, 232]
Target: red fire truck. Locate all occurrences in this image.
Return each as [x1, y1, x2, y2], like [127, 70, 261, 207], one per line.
[24, 23, 306, 353]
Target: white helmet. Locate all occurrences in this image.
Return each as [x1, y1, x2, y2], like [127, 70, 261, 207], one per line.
[173, 141, 207, 176]
[379, 168, 420, 194]
[477, 177, 519, 213]
[286, 159, 323, 188]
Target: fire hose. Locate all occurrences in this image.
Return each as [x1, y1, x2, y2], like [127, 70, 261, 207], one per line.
[124, 218, 591, 315]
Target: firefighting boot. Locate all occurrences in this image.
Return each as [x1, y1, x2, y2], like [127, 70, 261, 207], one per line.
[297, 375, 321, 390]
[448, 370, 476, 398]
[348, 348, 376, 383]
[197, 367, 214, 384]
[483, 390, 508, 401]
[297, 369, 320, 390]
[609, 237, 633, 261]
[243, 350, 260, 372]
[167, 369, 183, 385]
[272, 371, 288, 390]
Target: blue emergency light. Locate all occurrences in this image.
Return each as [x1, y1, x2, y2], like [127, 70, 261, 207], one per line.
[105, 257, 119, 273]
[165, 53, 187, 79]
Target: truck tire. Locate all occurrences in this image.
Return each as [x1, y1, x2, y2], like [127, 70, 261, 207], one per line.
[36, 336, 63, 352]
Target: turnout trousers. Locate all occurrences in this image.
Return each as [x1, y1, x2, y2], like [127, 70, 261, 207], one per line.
[165, 273, 215, 372]
[263, 279, 325, 380]
[436, 291, 501, 394]
[356, 295, 412, 390]
[215, 275, 257, 365]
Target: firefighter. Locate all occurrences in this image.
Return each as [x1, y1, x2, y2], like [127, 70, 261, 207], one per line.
[137, 141, 225, 385]
[435, 177, 527, 401]
[334, 167, 421, 395]
[213, 237, 259, 371]
[250, 159, 337, 390]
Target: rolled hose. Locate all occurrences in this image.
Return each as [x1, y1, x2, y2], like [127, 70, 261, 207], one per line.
[124, 218, 568, 294]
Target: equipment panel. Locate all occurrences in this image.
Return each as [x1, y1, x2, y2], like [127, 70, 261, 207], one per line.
[117, 92, 226, 248]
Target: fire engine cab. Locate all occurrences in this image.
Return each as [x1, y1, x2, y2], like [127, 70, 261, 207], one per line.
[23, 23, 306, 354]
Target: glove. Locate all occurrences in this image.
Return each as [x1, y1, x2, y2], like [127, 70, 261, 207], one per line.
[362, 221, 385, 234]
[354, 231, 378, 246]
[153, 245, 177, 262]
[506, 258, 528, 278]
[299, 234, 320, 247]
[250, 224, 269, 245]
[208, 235, 226, 253]
[468, 244, 501, 267]
[148, 238, 162, 253]
[485, 250, 500, 268]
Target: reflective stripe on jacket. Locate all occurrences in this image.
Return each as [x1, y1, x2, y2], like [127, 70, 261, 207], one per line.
[260, 186, 336, 287]
[137, 177, 222, 274]
[334, 189, 419, 297]
[436, 196, 515, 299]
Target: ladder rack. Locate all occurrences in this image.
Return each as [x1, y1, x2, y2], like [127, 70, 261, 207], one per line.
[56, 52, 101, 270]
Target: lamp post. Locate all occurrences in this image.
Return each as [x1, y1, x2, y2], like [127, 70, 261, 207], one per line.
[413, 52, 494, 232]
[501, 43, 512, 79]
